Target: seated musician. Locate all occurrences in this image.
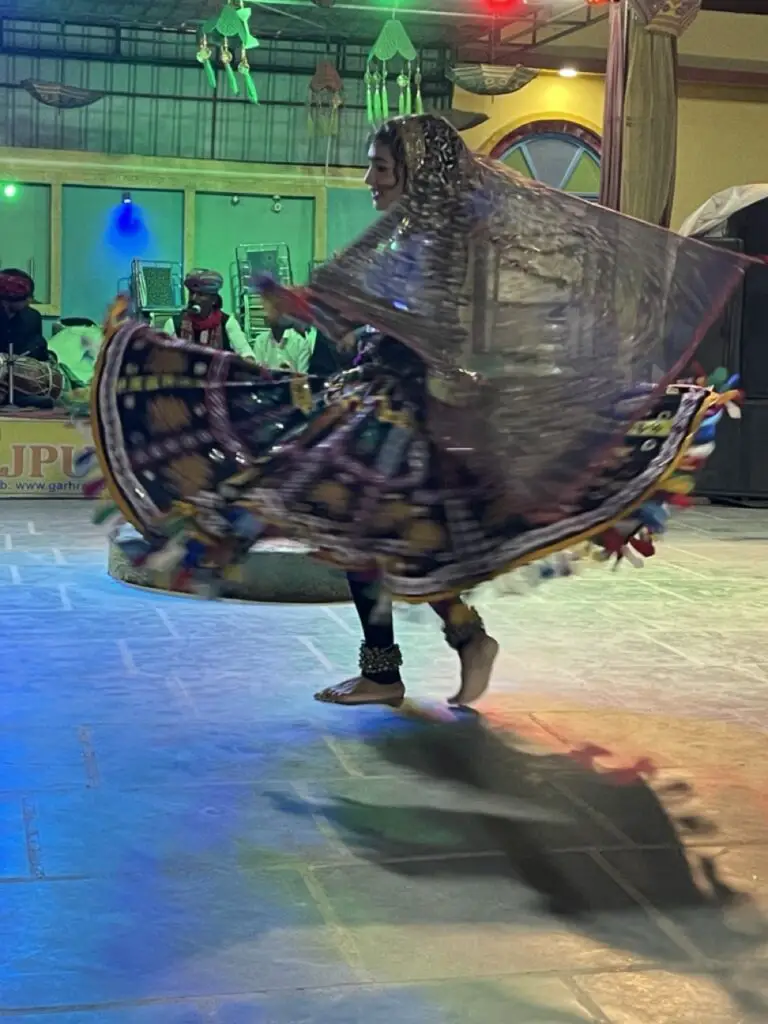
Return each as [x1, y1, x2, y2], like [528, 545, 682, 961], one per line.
[251, 293, 341, 389]
[0, 269, 50, 362]
[162, 269, 254, 359]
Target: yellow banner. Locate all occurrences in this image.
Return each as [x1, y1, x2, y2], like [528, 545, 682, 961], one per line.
[0, 417, 93, 498]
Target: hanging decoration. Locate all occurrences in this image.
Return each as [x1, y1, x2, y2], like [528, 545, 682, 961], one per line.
[446, 64, 538, 97]
[365, 17, 422, 126]
[20, 79, 105, 109]
[307, 60, 343, 137]
[629, 0, 702, 37]
[238, 51, 259, 105]
[220, 39, 240, 96]
[437, 109, 489, 133]
[196, 34, 218, 90]
[197, 0, 260, 104]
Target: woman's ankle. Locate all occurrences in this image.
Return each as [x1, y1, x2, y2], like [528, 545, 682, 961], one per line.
[359, 642, 403, 684]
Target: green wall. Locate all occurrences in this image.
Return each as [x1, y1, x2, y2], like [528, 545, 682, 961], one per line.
[0, 183, 51, 303]
[61, 186, 184, 324]
[11, 181, 378, 325]
[326, 187, 378, 259]
[195, 194, 315, 312]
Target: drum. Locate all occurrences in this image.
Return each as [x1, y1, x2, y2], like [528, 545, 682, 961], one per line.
[0, 354, 65, 404]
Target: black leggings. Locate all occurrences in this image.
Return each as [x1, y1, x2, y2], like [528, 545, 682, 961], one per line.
[346, 571, 467, 684]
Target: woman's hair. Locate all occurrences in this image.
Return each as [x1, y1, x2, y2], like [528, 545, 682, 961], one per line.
[370, 116, 470, 202]
[370, 120, 409, 194]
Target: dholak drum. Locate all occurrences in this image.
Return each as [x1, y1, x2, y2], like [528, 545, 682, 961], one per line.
[0, 354, 65, 405]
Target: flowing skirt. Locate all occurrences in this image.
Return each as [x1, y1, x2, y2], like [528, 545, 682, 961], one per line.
[91, 320, 731, 601]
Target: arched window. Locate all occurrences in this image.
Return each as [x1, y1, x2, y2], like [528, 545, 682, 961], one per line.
[490, 120, 602, 201]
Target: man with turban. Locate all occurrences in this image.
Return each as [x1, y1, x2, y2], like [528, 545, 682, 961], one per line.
[0, 268, 50, 362]
[163, 269, 254, 359]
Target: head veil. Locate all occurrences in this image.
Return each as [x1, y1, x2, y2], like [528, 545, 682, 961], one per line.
[302, 114, 750, 513]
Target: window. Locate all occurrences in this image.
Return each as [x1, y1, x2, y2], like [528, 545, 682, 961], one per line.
[490, 120, 602, 201]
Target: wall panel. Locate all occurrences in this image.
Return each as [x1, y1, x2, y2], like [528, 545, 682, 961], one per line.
[0, 182, 51, 302]
[326, 187, 377, 258]
[194, 193, 314, 312]
[61, 185, 183, 323]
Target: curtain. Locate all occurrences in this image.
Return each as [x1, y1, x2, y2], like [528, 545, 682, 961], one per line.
[620, 21, 678, 227]
[598, 0, 629, 212]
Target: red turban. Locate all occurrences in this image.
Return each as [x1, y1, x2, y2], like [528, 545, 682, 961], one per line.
[0, 271, 33, 300]
[183, 269, 223, 295]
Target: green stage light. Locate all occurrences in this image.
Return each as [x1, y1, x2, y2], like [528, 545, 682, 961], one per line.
[3, 183, 18, 198]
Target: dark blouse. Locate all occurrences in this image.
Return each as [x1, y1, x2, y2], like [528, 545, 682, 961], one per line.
[0, 306, 49, 361]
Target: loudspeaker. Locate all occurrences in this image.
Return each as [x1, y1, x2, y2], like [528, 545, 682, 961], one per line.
[687, 237, 743, 382]
[684, 202, 768, 499]
[730, 199, 768, 398]
[691, 219, 768, 502]
[738, 265, 768, 398]
[697, 400, 768, 501]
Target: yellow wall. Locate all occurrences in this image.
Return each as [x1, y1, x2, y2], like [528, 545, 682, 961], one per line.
[455, 74, 604, 156]
[676, 90, 768, 226]
[455, 72, 768, 230]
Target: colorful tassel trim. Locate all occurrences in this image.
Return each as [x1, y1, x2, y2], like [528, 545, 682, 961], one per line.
[592, 372, 743, 570]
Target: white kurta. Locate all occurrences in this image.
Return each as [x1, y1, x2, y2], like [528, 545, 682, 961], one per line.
[162, 315, 255, 359]
[250, 326, 317, 373]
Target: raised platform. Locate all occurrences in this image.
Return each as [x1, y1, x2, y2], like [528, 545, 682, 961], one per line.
[108, 526, 351, 603]
[0, 412, 92, 498]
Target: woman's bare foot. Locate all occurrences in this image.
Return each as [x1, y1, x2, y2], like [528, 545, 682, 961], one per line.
[448, 633, 499, 706]
[314, 676, 406, 707]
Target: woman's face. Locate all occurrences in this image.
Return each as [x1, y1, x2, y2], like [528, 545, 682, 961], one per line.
[363, 141, 404, 212]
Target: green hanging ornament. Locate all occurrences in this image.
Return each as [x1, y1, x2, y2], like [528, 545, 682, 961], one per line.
[365, 16, 418, 126]
[235, 0, 260, 50]
[211, 4, 241, 39]
[239, 51, 259, 105]
[364, 67, 374, 124]
[380, 62, 389, 119]
[371, 70, 383, 123]
[221, 39, 239, 96]
[199, 1, 260, 103]
[197, 34, 217, 91]
[413, 64, 423, 115]
[396, 69, 410, 116]
[203, 1, 260, 51]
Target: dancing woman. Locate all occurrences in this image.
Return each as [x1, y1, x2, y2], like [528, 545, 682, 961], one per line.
[89, 115, 747, 708]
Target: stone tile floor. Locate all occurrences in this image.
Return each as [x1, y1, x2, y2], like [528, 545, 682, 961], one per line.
[1, 500, 767, 1023]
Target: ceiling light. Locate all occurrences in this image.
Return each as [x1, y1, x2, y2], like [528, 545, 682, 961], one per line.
[559, 66, 578, 78]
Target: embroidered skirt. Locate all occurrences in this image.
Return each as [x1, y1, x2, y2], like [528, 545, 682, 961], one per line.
[91, 320, 727, 601]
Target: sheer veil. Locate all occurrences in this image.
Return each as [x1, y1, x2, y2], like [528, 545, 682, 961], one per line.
[301, 114, 749, 513]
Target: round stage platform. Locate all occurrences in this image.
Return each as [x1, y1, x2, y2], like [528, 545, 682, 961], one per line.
[108, 526, 351, 603]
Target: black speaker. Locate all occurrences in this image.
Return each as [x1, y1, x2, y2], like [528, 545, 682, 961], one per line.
[730, 199, 768, 399]
[738, 265, 768, 398]
[697, 400, 768, 501]
[687, 237, 743, 382]
[691, 213, 768, 503]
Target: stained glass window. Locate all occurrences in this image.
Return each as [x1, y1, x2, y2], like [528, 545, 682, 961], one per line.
[490, 121, 602, 201]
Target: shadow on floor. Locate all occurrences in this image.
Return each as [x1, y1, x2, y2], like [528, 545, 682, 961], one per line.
[270, 711, 768, 1018]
